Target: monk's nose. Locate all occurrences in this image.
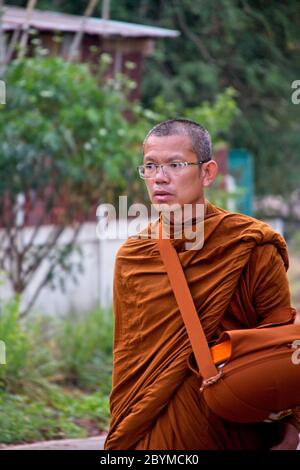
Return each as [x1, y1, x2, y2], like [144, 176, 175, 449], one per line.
[154, 165, 169, 183]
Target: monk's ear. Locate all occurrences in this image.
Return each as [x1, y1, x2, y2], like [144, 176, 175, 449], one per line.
[202, 160, 218, 187]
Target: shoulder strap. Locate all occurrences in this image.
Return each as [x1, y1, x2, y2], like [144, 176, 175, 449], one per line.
[157, 220, 218, 380]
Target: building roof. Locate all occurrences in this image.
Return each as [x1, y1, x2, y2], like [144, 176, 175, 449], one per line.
[2, 6, 180, 39]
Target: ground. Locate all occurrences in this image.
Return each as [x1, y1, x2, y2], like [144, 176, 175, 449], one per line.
[0, 433, 107, 450]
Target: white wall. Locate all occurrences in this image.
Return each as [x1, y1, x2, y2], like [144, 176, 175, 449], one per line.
[0, 221, 129, 316]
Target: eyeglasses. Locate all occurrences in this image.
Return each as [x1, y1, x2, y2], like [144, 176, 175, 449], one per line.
[137, 160, 210, 179]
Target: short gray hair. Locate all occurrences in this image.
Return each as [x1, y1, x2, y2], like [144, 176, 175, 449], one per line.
[143, 118, 212, 163]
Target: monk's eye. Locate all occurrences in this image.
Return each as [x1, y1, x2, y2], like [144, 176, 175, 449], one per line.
[168, 162, 185, 169]
[145, 163, 156, 170]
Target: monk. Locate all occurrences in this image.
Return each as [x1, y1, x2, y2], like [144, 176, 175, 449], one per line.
[104, 119, 300, 450]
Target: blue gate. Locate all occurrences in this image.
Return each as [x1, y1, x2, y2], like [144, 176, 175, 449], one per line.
[228, 149, 254, 216]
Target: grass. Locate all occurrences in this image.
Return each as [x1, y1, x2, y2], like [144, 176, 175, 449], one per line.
[0, 388, 109, 444]
[0, 299, 113, 445]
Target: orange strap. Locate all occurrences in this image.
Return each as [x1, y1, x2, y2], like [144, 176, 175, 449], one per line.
[157, 220, 219, 380]
[210, 340, 231, 365]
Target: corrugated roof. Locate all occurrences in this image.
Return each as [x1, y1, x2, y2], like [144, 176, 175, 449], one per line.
[2, 6, 180, 39]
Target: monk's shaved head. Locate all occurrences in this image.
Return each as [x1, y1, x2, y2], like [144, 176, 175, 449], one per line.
[143, 119, 212, 164]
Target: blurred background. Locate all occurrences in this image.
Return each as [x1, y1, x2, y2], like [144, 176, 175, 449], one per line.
[0, 0, 299, 446]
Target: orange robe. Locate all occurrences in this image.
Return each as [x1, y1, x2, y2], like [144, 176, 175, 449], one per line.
[104, 200, 299, 450]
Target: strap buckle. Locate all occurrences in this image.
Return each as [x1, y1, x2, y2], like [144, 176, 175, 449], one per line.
[200, 369, 224, 393]
[263, 409, 293, 422]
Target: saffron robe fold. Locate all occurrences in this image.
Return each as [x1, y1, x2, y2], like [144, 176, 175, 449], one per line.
[104, 200, 299, 450]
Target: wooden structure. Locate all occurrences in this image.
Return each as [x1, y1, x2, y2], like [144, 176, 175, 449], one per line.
[2, 5, 179, 97]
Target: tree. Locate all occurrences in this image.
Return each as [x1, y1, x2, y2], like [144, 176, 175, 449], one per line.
[112, 0, 300, 198]
[19, 0, 297, 199]
[0, 53, 144, 315]
[0, 18, 240, 315]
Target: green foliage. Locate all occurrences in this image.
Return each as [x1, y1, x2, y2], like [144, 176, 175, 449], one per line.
[0, 55, 144, 207]
[56, 308, 113, 394]
[144, 87, 239, 147]
[0, 53, 150, 307]
[0, 297, 31, 390]
[0, 33, 241, 210]
[0, 300, 113, 396]
[0, 393, 84, 443]
[0, 301, 112, 443]
[110, 0, 300, 198]
[0, 389, 109, 444]
[5, 1, 300, 196]
[184, 88, 239, 145]
[0, 298, 58, 394]
[7, 0, 299, 196]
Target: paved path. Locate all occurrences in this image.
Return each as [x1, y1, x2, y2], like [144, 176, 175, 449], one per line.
[1, 434, 107, 450]
[2, 433, 299, 450]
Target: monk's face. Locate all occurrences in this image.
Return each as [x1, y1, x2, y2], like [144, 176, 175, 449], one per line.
[143, 134, 218, 207]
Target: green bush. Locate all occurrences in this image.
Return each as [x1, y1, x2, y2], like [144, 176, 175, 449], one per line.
[0, 297, 58, 397]
[56, 308, 113, 393]
[0, 55, 145, 205]
[0, 301, 113, 444]
[0, 297, 31, 391]
[0, 389, 110, 444]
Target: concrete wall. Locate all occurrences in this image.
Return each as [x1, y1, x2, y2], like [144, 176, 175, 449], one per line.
[0, 221, 130, 316]
[0, 214, 285, 316]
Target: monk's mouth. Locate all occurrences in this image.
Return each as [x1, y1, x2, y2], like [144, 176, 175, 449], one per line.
[153, 192, 174, 201]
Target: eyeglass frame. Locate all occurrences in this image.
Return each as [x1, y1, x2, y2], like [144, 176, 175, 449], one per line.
[137, 159, 211, 179]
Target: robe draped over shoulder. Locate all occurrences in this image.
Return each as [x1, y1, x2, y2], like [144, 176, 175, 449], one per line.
[104, 201, 299, 450]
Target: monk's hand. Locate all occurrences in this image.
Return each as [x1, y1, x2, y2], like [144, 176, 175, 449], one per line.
[270, 422, 299, 450]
